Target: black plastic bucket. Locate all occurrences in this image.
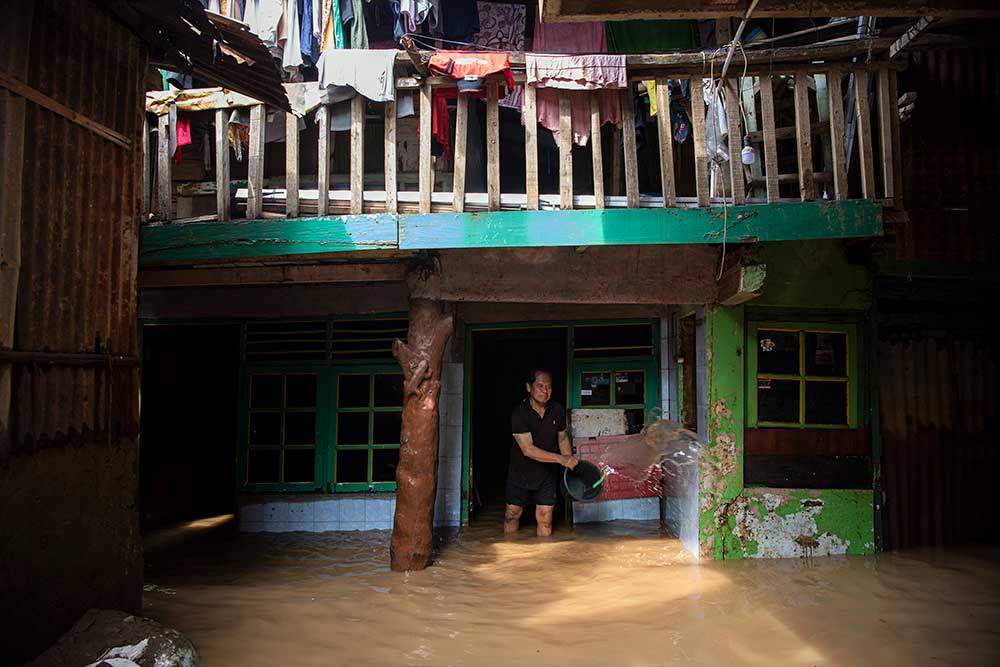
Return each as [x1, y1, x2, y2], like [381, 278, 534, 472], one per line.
[562, 460, 604, 502]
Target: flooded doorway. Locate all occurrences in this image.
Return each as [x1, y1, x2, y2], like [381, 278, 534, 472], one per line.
[469, 327, 568, 522]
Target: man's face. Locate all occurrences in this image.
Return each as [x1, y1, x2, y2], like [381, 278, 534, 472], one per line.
[526, 372, 552, 406]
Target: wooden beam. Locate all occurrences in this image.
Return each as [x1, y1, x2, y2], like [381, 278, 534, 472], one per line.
[156, 110, 172, 218]
[826, 69, 848, 200]
[590, 92, 605, 209]
[138, 262, 407, 288]
[621, 88, 640, 208]
[888, 69, 903, 205]
[142, 115, 150, 216]
[419, 84, 432, 214]
[759, 75, 780, 203]
[723, 77, 745, 205]
[558, 91, 573, 210]
[876, 68, 896, 200]
[284, 111, 299, 217]
[890, 16, 938, 59]
[246, 104, 265, 219]
[690, 78, 710, 207]
[316, 104, 330, 216]
[215, 109, 231, 221]
[350, 95, 365, 215]
[452, 93, 468, 213]
[524, 85, 539, 211]
[793, 74, 815, 201]
[654, 79, 675, 207]
[487, 81, 501, 212]
[718, 261, 767, 305]
[384, 99, 398, 214]
[854, 72, 876, 199]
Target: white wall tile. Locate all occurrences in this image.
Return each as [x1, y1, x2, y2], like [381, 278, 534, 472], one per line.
[314, 500, 341, 523]
[340, 499, 366, 523]
[314, 521, 340, 532]
[286, 502, 314, 523]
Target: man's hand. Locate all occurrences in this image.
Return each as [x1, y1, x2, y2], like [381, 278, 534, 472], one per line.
[562, 455, 579, 470]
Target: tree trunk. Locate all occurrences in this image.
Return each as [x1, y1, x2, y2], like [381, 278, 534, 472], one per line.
[390, 298, 454, 571]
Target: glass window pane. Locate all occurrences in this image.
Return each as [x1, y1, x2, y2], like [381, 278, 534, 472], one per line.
[757, 330, 800, 375]
[249, 412, 281, 445]
[338, 374, 370, 408]
[283, 448, 315, 483]
[372, 411, 402, 445]
[372, 448, 399, 482]
[805, 381, 849, 425]
[336, 448, 369, 483]
[285, 412, 316, 445]
[373, 373, 404, 408]
[581, 372, 611, 406]
[250, 374, 282, 409]
[285, 374, 317, 408]
[614, 371, 645, 405]
[336, 411, 370, 445]
[247, 449, 280, 483]
[805, 332, 848, 377]
[757, 378, 800, 423]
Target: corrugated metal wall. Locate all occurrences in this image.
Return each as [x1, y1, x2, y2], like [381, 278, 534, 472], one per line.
[0, 1, 146, 661]
[897, 47, 1000, 265]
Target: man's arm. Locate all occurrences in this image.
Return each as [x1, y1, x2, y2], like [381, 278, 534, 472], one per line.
[557, 430, 578, 469]
[513, 432, 576, 467]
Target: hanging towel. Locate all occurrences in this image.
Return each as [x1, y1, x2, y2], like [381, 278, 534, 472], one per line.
[316, 49, 398, 101]
[532, 18, 606, 53]
[173, 117, 192, 165]
[281, 0, 304, 74]
[605, 20, 699, 54]
[525, 55, 625, 147]
[348, 0, 368, 49]
[474, 2, 526, 109]
[301, 0, 319, 63]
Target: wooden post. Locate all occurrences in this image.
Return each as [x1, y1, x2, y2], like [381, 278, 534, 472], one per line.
[826, 69, 848, 200]
[759, 75, 780, 203]
[285, 112, 299, 217]
[385, 99, 398, 213]
[654, 79, 675, 207]
[558, 91, 573, 209]
[876, 68, 896, 201]
[247, 103, 265, 218]
[156, 110, 172, 218]
[740, 76, 763, 186]
[723, 77, 745, 205]
[215, 109, 231, 220]
[690, 78, 710, 206]
[589, 92, 605, 209]
[524, 85, 539, 211]
[854, 71, 876, 199]
[453, 92, 468, 213]
[142, 114, 150, 216]
[888, 69, 903, 205]
[793, 75, 815, 201]
[317, 105, 330, 215]
[621, 88, 639, 208]
[486, 80, 500, 212]
[390, 298, 454, 572]
[419, 84, 432, 214]
[350, 95, 365, 215]
[814, 73, 831, 175]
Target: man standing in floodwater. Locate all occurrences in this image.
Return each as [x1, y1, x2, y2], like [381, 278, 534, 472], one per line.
[505, 369, 579, 536]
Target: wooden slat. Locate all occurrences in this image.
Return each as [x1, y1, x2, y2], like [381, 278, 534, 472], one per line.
[689, 78, 710, 207]
[453, 92, 468, 213]
[759, 76, 780, 203]
[621, 87, 639, 208]
[558, 91, 573, 209]
[350, 95, 365, 215]
[156, 110, 172, 218]
[814, 73, 831, 174]
[524, 85, 539, 210]
[215, 109, 230, 220]
[741, 77, 763, 184]
[888, 69, 903, 204]
[384, 99, 397, 213]
[853, 71, 876, 199]
[486, 80, 500, 212]
[654, 79, 675, 207]
[589, 92, 605, 209]
[723, 77, 745, 205]
[876, 68, 896, 201]
[142, 114, 150, 215]
[826, 69, 848, 200]
[316, 105, 330, 215]
[793, 75, 815, 201]
[284, 112, 299, 217]
[247, 103, 265, 218]
[419, 84, 432, 214]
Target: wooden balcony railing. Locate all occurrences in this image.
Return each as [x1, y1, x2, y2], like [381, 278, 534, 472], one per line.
[143, 57, 902, 225]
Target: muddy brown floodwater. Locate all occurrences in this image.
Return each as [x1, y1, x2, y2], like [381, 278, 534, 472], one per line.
[142, 515, 1000, 666]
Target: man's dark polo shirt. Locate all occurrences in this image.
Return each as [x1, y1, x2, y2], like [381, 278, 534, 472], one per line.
[509, 398, 566, 488]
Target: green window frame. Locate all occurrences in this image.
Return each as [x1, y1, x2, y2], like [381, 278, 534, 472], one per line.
[570, 359, 659, 433]
[746, 321, 858, 428]
[332, 367, 403, 492]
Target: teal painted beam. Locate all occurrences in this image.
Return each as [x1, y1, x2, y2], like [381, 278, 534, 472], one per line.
[140, 214, 399, 265]
[398, 200, 882, 250]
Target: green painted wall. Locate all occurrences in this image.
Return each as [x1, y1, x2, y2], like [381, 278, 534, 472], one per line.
[700, 240, 876, 559]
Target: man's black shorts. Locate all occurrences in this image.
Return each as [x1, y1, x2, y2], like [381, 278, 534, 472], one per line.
[505, 472, 558, 507]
